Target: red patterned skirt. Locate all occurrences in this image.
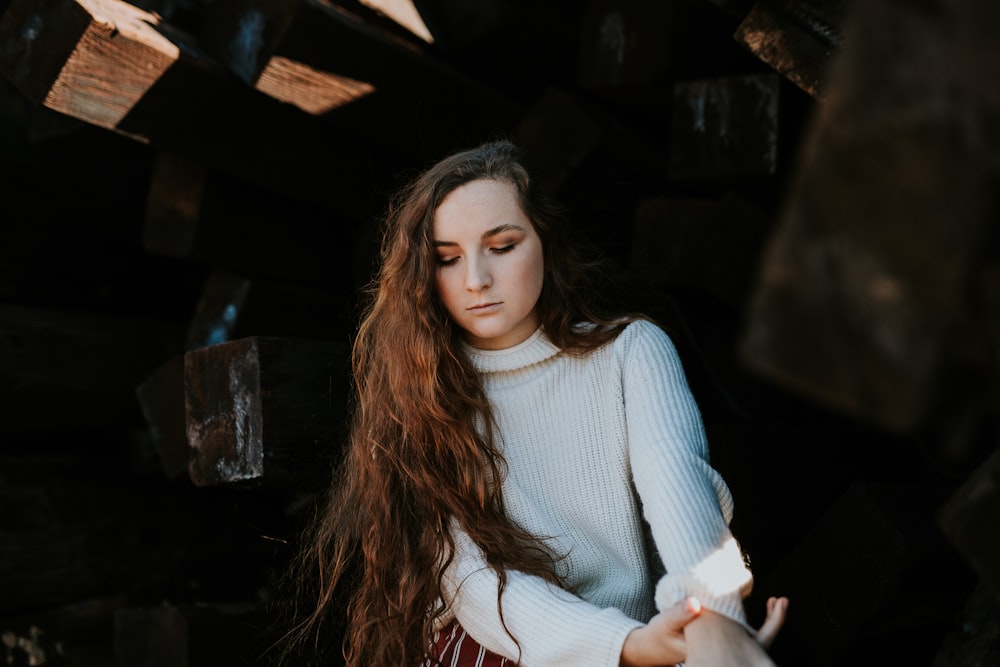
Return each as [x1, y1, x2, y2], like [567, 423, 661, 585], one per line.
[425, 622, 511, 666]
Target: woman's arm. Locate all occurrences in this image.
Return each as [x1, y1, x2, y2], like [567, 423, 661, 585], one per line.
[620, 321, 783, 652]
[443, 518, 648, 667]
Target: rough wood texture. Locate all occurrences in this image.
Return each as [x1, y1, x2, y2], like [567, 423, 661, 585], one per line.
[142, 150, 210, 260]
[136, 354, 191, 480]
[668, 72, 782, 179]
[0, 0, 385, 205]
[184, 336, 349, 488]
[2, 0, 997, 663]
[577, 0, 674, 90]
[184, 268, 352, 351]
[734, 0, 847, 98]
[741, 0, 1000, 437]
[0, 0, 184, 129]
[199, 0, 523, 163]
[358, 0, 433, 43]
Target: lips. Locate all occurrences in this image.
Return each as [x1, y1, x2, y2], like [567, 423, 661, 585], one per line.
[468, 302, 501, 312]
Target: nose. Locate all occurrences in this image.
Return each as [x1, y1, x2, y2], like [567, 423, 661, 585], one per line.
[465, 256, 492, 291]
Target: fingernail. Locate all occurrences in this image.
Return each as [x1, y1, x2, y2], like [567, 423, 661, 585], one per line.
[685, 597, 702, 614]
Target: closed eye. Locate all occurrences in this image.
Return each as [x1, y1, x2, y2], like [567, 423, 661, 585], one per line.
[491, 244, 516, 255]
[437, 256, 459, 266]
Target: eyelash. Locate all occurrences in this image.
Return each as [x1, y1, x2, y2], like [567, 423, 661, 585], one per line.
[437, 244, 516, 266]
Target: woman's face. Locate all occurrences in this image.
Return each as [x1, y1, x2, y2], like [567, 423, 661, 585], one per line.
[432, 178, 544, 350]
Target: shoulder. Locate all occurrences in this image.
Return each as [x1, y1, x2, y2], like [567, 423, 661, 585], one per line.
[616, 317, 675, 348]
[612, 318, 684, 368]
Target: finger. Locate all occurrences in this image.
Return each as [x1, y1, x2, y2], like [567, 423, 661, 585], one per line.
[662, 596, 702, 630]
[754, 596, 788, 649]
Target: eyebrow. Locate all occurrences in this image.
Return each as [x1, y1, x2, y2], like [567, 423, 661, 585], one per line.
[433, 223, 526, 247]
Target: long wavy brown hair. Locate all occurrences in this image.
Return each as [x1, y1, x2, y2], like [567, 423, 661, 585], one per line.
[272, 139, 638, 666]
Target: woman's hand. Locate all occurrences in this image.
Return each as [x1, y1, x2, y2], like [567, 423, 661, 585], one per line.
[620, 596, 702, 667]
[620, 596, 789, 667]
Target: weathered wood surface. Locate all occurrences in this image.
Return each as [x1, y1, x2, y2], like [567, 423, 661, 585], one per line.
[184, 336, 350, 488]
[404, 0, 521, 51]
[198, 0, 523, 164]
[734, 0, 847, 98]
[668, 72, 782, 180]
[0, 0, 188, 129]
[577, 0, 674, 91]
[0, 0, 389, 206]
[136, 354, 190, 480]
[357, 0, 433, 43]
[142, 150, 210, 260]
[740, 0, 1000, 438]
[1, 0, 997, 663]
[184, 268, 353, 350]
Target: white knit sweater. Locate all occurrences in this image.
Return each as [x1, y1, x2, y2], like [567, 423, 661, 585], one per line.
[439, 319, 752, 667]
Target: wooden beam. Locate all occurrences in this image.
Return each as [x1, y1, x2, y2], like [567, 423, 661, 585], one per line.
[184, 268, 354, 351]
[668, 72, 782, 180]
[184, 336, 350, 488]
[198, 0, 524, 163]
[0, 0, 389, 206]
[136, 354, 191, 481]
[739, 0, 1000, 432]
[0, 0, 183, 129]
[142, 150, 209, 260]
[577, 0, 674, 91]
[734, 0, 848, 98]
[357, 0, 433, 44]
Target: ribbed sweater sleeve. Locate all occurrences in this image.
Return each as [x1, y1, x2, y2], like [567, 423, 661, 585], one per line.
[441, 519, 644, 667]
[621, 320, 752, 626]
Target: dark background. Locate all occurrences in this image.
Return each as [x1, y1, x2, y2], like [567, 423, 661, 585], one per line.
[2, 0, 998, 665]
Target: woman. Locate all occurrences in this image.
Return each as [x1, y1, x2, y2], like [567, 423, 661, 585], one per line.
[274, 139, 787, 667]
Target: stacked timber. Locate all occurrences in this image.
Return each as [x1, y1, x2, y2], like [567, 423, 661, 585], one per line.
[1, 1, 998, 666]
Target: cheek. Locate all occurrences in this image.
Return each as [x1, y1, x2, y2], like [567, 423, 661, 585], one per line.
[434, 272, 458, 311]
[525, 251, 545, 295]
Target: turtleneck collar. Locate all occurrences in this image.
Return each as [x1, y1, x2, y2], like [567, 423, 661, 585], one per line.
[462, 327, 562, 373]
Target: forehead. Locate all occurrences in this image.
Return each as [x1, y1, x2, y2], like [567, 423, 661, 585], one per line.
[433, 179, 527, 235]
